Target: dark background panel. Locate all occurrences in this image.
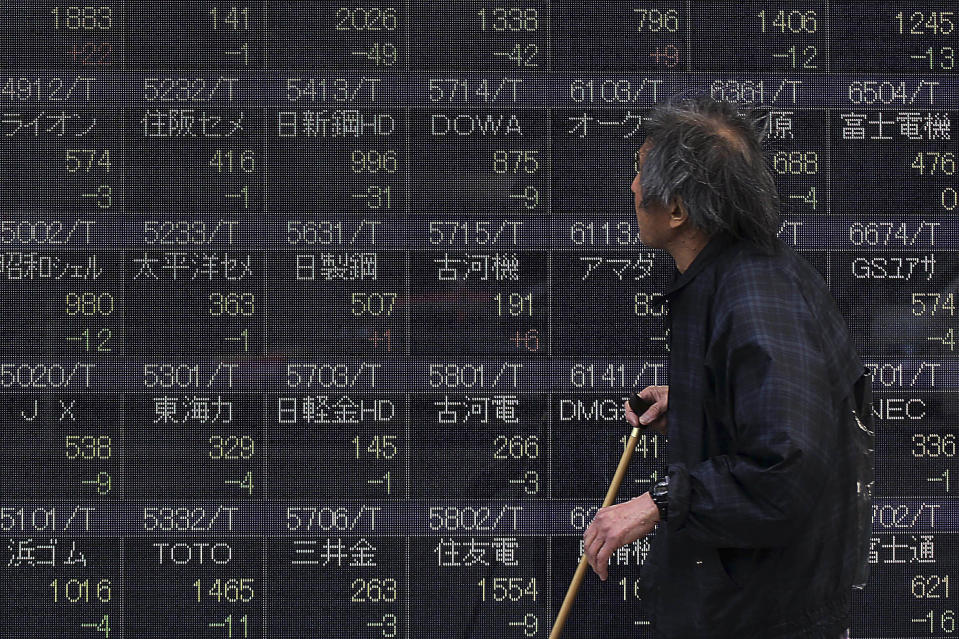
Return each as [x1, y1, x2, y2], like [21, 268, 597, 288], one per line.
[1, 3, 956, 639]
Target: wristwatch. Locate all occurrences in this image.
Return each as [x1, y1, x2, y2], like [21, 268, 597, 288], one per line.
[650, 475, 669, 522]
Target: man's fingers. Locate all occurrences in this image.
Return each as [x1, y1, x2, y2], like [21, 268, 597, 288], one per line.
[585, 540, 597, 576]
[584, 522, 607, 577]
[583, 524, 597, 573]
[595, 539, 617, 581]
[623, 401, 639, 427]
[586, 530, 604, 565]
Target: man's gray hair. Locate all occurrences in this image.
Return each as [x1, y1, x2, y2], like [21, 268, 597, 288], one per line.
[640, 93, 783, 255]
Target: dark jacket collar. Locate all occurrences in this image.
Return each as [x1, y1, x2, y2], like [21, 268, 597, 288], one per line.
[664, 230, 739, 298]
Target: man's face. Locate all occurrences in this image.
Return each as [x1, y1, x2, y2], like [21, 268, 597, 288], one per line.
[631, 140, 674, 249]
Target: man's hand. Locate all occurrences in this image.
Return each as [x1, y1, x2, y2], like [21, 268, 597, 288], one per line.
[624, 385, 669, 436]
[583, 492, 660, 581]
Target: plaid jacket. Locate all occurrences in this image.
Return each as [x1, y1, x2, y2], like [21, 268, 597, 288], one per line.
[638, 230, 870, 638]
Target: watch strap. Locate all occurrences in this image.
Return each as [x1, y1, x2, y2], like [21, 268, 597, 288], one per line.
[651, 476, 669, 521]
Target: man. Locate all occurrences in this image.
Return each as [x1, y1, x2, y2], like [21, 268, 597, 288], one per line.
[582, 94, 871, 638]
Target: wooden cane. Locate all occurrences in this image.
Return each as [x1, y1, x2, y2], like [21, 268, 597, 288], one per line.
[549, 422, 646, 639]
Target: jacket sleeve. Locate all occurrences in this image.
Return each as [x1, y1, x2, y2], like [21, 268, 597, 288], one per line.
[666, 268, 838, 549]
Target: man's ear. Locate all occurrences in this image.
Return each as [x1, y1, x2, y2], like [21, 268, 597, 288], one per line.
[669, 196, 689, 225]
